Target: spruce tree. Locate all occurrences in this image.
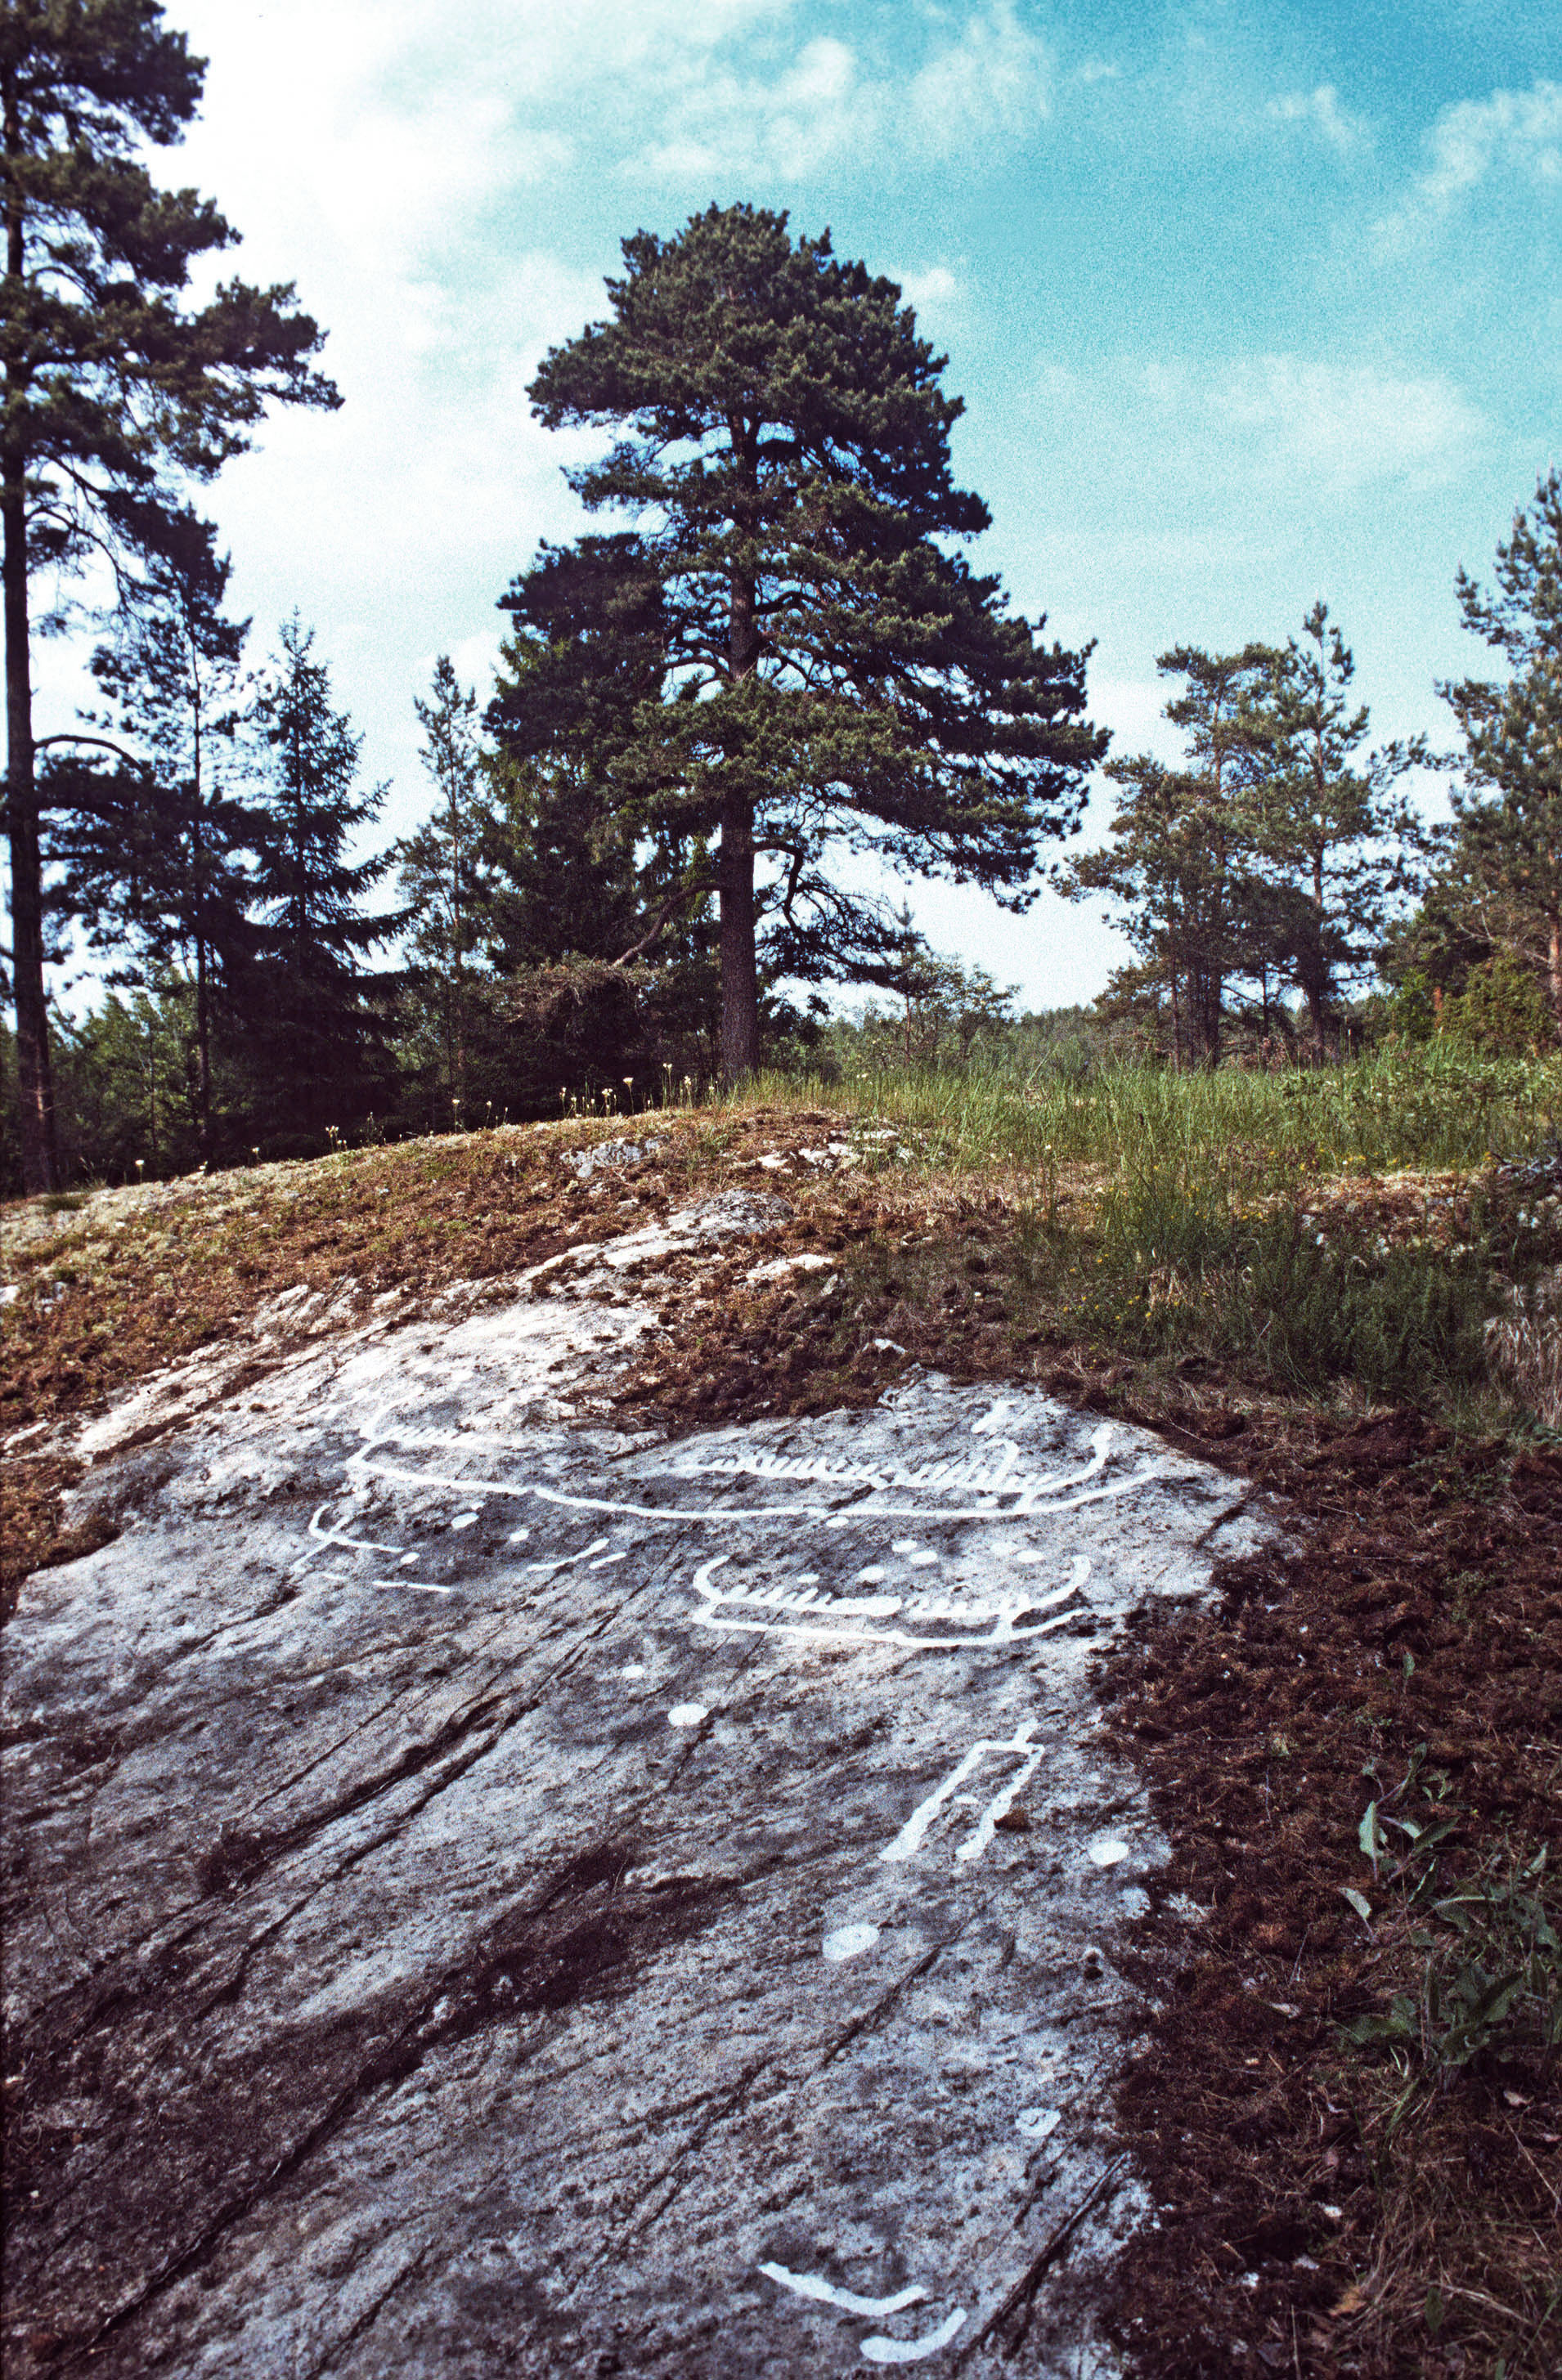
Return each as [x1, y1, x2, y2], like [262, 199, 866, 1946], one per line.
[247, 618, 393, 1148]
[487, 536, 666, 972]
[525, 204, 1104, 1081]
[2, 1, 337, 1188]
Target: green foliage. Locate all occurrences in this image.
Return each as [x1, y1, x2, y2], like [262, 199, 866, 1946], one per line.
[1061, 618, 1429, 1065]
[48, 506, 260, 1163]
[1260, 603, 1430, 1051]
[523, 201, 1104, 1074]
[821, 924, 1017, 1074]
[1438, 468, 1562, 1032]
[1443, 952, 1555, 1057]
[1342, 1775, 1561, 2109]
[1, 0, 337, 1189]
[244, 618, 397, 1150]
[393, 657, 494, 1127]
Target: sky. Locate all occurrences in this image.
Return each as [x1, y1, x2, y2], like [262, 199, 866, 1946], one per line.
[37, 0, 1562, 1010]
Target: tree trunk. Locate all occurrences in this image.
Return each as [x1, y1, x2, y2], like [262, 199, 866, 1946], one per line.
[3, 467, 54, 1191]
[3, 66, 56, 1190]
[195, 932, 213, 1168]
[719, 791, 758, 1081]
[720, 485, 762, 1083]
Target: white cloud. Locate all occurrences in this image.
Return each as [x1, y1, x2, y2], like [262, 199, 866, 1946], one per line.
[906, 2, 1053, 155]
[1417, 76, 1562, 209]
[1200, 357, 1483, 489]
[1032, 355, 1483, 497]
[897, 263, 961, 312]
[632, 2, 1053, 181]
[1373, 76, 1562, 251]
[636, 35, 871, 181]
[1265, 84, 1371, 158]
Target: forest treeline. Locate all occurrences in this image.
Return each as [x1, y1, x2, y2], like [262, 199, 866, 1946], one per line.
[3, 7, 1560, 1193]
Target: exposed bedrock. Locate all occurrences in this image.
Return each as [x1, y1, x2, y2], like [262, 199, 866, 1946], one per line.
[2, 1229, 1272, 2377]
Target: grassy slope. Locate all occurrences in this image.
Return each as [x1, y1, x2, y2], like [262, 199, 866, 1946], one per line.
[2, 1050, 1560, 2376]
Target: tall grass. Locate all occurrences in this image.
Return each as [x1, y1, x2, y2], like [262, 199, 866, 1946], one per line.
[721, 1043, 1560, 1412]
[734, 1041, 1562, 1190]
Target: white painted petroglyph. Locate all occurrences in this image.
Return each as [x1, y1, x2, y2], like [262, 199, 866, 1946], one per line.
[880, 1723, 1046, 1867]
[1016, 2107, 1063, 2144]
[345, 1410, 1169, 1532]
[686, 1553, 1092, 1652]
[307, 1501, 404, 1560]
[822, 1924, 881, 1961]
[860, 2307, 968, 2362]
[758, 2265, 927, 2318]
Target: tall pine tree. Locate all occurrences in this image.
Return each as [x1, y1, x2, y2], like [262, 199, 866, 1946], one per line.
[525, 204, 1104, 1081]
[2, 1, 337, 1188]
[1260, 604, 1427, 1057]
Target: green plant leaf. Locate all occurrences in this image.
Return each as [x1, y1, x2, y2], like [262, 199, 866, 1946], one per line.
[1340, 1885, 1373, 1921]
[1357, 1804, 1385, 1871]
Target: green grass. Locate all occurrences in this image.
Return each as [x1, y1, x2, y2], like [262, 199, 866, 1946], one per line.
[728, 1039, 1562, 1188]
[708, 1044, 1562, 1418]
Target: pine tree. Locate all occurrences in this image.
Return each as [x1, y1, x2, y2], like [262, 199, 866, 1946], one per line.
[52, 506, 258, 1162]
[1061, 647, 1276, 1066]
[1441, 469, 1562, 1029]
[247, 618, 393, 1147]
[1261, 604, 1427, 1057]
[525, 204, 1104, 1081]
[2, 1, 337, 1188]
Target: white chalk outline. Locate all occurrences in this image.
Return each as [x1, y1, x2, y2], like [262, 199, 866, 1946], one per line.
[346, 1408, 1167, 1527]
[861, 2308, 968, 2362]
[306, 1500, 451, 1596]
[758, 2263, 925, 2318]
[881, 1723, 1046, 1866]
[307, 1501, 402, 1559]
[688, 1556, 1090, 1652]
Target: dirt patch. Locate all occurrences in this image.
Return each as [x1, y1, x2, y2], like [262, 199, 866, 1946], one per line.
[1095, 1421, 1562, 2379]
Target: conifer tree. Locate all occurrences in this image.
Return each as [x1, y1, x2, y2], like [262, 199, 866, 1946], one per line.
[1261, 604, 1427, 1057]
[394, 657, 491, 1124]
[487, 536, 667, 972]
[1061, 646, 1275, 1066]
[2, 0, 337, 1187]
[247, 617, 392, 1146]
[54, 505, 257, 1162]
[1441, 469, 1562, 1029]
[524, 204, 1104, 1081]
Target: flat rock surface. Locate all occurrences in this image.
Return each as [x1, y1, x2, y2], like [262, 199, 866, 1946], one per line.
[2, 1220, 1272, 2378]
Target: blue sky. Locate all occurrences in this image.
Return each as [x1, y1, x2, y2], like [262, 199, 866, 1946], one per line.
[40, 0, 1561, 1008]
